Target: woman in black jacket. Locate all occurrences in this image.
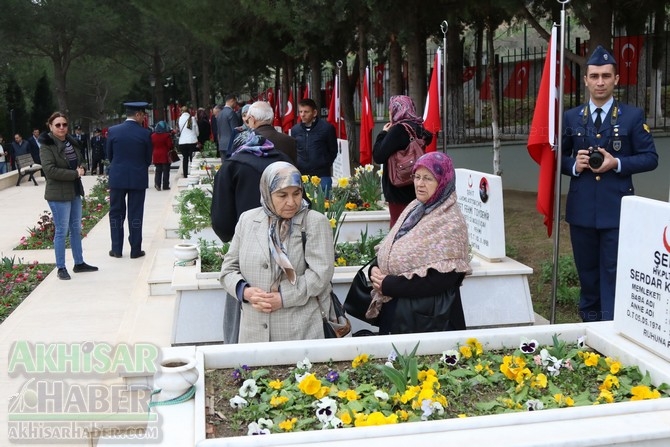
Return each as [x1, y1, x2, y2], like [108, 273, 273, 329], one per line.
[373, 95, 432, 227]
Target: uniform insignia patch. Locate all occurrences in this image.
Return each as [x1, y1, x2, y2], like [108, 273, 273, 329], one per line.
[643, 123, 650, 133]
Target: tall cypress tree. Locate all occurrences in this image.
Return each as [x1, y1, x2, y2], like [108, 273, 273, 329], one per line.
[30, 73, 55, 132]
[4, 74, 29, 138]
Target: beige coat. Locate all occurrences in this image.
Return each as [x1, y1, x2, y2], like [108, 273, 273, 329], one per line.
[220, 208, 334, 343]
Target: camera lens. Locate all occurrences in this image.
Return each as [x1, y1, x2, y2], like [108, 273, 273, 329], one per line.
[588, 151, 604, 169]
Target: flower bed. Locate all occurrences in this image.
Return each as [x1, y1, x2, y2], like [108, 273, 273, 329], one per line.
[0, 256, 54, 323]
[205, 333, 669, 438]
[192, 322, 670, 447]
[15, 176, 110, 250]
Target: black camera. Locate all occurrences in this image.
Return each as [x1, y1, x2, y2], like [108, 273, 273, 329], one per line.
[587, 147, 604, 169]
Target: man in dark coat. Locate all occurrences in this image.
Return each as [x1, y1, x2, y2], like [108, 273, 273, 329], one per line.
[561, 46, 658, 322]
[247, 101, 297, 164]
[106, 102, 153, 259]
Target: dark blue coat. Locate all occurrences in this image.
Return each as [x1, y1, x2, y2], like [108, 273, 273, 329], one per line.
[561, 101, 658, 229]
[106, 120, 152, 190]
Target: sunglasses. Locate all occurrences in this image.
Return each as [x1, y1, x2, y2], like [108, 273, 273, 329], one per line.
[53, 123, 68, 128]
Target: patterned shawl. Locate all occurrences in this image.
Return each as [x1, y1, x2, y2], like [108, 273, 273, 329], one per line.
[259, 162, 309, 290]
[232, 131, 275, 157]
[389, 95, 423, 125]
[366, 152, 471, 319]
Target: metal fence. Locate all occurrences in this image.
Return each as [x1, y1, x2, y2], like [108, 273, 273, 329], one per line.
[331, 31, 669, 143]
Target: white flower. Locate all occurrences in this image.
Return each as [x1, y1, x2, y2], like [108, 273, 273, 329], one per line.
[230, 395, 248, 409]
[315, 397, 338, 423]
[295, 372, 309, 383]
[440, 350, 460, 366]
[547, 359, 563, 377]
[577, 335, 587, 349]
[239, 379, 258, 398]
[519, 338, 538, 354]
[297, 357, 312, 370]
[525, 399, 544, 411]
[374, 390, 389, 401]
[257, 418, 273, 430]
[420, 400, 444, 420]
[329, 416, 344, 429]
[539, 348, 558, 367]
[384, 361, 395, 368]
[387, 350, 398, 362]
[247, 421, 270, 435]
[364, 164, 374, 172]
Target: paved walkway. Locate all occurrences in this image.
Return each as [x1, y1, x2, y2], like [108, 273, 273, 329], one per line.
[0, 172, 181, 445]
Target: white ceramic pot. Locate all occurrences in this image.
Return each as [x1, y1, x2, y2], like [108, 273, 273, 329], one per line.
[153, 356, 199, 401]
[174, 243, 199, 263]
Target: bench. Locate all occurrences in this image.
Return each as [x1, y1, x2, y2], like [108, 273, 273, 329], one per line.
[15, 154, 42, 186]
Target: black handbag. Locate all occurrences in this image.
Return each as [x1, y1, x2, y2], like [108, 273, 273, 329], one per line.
[344, 257, 378, 325]
[320, 292, 351, 338]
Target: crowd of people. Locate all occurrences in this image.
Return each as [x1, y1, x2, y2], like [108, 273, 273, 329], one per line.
[20, 43, 658, 342]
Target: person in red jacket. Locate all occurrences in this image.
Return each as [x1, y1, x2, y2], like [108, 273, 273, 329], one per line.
[151, 121, 173, 191]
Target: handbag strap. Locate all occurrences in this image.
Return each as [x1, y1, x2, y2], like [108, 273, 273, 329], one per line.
[400, 122, 419, 140]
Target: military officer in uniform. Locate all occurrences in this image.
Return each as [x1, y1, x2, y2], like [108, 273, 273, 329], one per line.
[561, 45, 658, 322]
[106, 102, 153, 259]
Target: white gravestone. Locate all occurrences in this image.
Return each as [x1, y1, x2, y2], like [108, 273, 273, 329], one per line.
[332, 139, 350, 179]
[455, 169, 506, 261]
[614, 196, 670, 362]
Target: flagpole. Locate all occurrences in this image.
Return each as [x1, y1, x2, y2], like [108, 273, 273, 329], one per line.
[441, 20, 448, 153]
[336, 60, 343, 139]
[550, 0, 570, 324]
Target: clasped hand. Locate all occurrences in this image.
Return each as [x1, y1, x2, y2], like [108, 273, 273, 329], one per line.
[243, 286, 282, 313]
[370, 266, 386, 292]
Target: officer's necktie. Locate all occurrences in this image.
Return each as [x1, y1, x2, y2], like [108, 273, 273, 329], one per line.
[594, 107, 603, 130]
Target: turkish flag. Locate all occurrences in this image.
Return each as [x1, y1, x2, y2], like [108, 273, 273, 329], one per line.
[374, 63, 385, 100]
[282, 89, 295, 134]
[561, 66, 577, 94]
[302, 83, 310, 99]
[423, 51, 441, 153]
[266, 88, 274, 108]
[462, 66, 476, 83]
[614, 35, 644, 86]
[359, 67, 374, 165]
[527, 26, 558, 237]
[503, 61, 531, 99]
[479, 72, 491, 100]
[327, 75, 347, 139]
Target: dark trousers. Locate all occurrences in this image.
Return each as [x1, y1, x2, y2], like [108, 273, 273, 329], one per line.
[154, 163, 171, 189]
[569, 225, 619, 322]
[91, 157, 105, 175]
[109, 188, 146, 256]
[388, 202, 410, 228]
[179, 143, 196, 177]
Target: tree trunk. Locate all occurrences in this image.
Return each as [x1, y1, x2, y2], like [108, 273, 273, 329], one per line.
[405, 30, 426, 111]
[52, 57, 69, 112]
[446, 19, 465, 146]
[201, 50, 211, 108]
[388, 34, 403, 97]
[308, 53, 321, 110]
[487, 24, 501, 176]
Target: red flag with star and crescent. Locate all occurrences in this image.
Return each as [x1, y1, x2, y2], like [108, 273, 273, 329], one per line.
[503, 61, 531, 99]
[613, 35, 644, 86]
[527, 26, 558, 237]
[282, 89, 295, 134]
[359, 67, 373, 165]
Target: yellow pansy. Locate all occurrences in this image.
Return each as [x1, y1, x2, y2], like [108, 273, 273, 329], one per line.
[268, 379, 283, 390]
[278, 417, 297, 431]
[531, 373, 548, 389]
[584, 352, 600, 367]
[459, 345, 472, 359]
[396, 409, 409, 421]
[339, 412, 352, 425]
[345, 202, 358, 210]
[297, 373, 322, 396]
[466, 337, 484, 355]
[598, 389, 614, 403]
[270, 395, 289, 407]
[599, 375, 620, 391]
[631, 385, 661, 401]
[605, 358, 622, 374]
[336, 257, 347, 266]
[352, 354, 369, 368]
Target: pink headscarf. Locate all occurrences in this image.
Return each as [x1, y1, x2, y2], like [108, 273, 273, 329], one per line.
[389, 95, 423, 125]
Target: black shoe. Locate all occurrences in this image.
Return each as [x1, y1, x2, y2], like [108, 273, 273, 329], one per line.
[57, 268, 71, 280]
[163, 186, 170, 190]
[130, 251, 145, 259]
[155, 185, 161, 191]
[109, 250, 122, 258]
[73, 262, 98, 273]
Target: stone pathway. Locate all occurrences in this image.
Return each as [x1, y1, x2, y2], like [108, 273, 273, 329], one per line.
[0, 172, 181, 445]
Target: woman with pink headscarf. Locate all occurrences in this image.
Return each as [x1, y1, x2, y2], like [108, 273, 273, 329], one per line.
[366, 151, 471, 335]
[373, 95, 433, 227]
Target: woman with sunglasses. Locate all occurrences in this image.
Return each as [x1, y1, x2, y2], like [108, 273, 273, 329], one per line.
[39, 112, 98, 280]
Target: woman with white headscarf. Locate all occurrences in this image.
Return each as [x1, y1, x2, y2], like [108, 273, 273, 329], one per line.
[220, 161, 334, 343]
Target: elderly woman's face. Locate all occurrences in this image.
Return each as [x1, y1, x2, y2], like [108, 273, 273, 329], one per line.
[413, 167, 438, 204]
[271, 186, 303, 219]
